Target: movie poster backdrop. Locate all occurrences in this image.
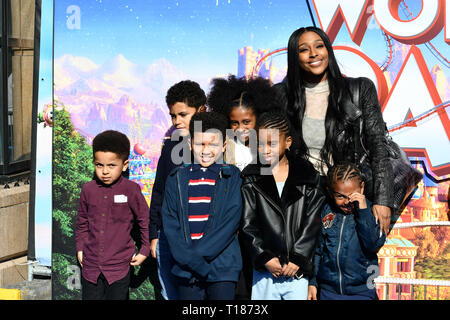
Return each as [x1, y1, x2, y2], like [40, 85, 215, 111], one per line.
[50, 0, 449, 300]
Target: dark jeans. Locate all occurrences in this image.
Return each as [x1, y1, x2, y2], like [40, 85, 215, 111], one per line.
[177, 279, 236, 300]
[82, 272, 130, 300]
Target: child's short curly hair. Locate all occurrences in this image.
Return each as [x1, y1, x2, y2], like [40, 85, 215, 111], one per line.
[92, 130, 130, 162]
[165, 80, 206, 109]
[189, 111, 228, 141]
[207, 75, 276, 117]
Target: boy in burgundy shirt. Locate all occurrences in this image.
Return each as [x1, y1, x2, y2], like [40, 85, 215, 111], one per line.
[76, 130, 150, 300]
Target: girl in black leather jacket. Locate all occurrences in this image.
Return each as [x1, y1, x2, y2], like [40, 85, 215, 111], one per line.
[240, 111, 325, 300]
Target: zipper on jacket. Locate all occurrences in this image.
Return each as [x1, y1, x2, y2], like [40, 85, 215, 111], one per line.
[251, 183, 289, 262]
[176, 171, 188, 243]
[336, 215, 346, 295]
[204, 170, 219, 237]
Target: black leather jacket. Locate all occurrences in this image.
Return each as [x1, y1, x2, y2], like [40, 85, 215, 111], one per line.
[273, 77, 394, 208]
[240, 156, 325, 278]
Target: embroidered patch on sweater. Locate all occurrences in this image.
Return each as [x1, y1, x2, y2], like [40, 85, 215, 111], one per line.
[323, 213, 335, 229]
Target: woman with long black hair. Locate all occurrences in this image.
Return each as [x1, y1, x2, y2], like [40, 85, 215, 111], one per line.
[273, 26, 394, 234]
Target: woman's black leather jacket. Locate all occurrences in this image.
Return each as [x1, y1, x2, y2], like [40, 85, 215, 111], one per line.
[273, 77, 394, 208]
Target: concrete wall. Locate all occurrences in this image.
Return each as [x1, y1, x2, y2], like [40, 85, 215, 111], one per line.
[0, 185, 29, 286]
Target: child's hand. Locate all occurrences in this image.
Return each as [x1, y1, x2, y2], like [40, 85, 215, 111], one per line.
[307, 285, 317, 300]
[150, 239, 158, 259]
[349, 192, 367, 209]
[265, 257, 283, 278]
[130, 253, 147, 266]
[77, 251, 83, 267]
[281, 262, 299, 278]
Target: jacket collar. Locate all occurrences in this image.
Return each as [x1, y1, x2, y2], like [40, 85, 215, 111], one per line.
[170, 163, 233, 178]
[190, 163, 221, 174]
[242, 155, 319, 211]
[241, 155, 318, 186]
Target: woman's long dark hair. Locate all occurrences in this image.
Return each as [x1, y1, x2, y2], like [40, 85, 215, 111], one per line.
[285, 26, 347, 169]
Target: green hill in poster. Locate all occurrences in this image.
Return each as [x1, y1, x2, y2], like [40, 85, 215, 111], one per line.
[51, 104, 160, 300]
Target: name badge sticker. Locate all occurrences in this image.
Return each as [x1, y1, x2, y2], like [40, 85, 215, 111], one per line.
[114, 194, 128, 203]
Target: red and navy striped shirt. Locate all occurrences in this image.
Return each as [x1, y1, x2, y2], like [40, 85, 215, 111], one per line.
[187, 164, 220, 241]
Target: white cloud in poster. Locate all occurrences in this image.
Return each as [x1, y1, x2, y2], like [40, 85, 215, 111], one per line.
[54, 54, 189, 107]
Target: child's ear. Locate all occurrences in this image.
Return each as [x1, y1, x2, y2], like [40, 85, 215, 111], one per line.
[123, 159, 130, 171]
[286, 135, 293, 150]
[360, 181, 365, 194]
[222, 138, 227, 154]
[188, 136, 192, 151]
[197, 105, 206, 113]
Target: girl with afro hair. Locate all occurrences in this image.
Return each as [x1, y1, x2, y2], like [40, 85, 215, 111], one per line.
[207, 75, 277, 300]
[207, 75, 276, 171]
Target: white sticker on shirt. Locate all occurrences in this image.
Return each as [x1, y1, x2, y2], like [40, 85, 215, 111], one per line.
[114, 194, 128, 203]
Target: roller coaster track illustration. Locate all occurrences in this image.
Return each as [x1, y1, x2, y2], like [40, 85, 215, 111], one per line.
[374, 276, 450, 287]
[380, 31, 394, 71]
[252, 0, 448, 78]
[250, 28, 395, 77]
[399, 0, 449, 68]
[250, 47, 287, 79]
[250, 31, 394, 76]
[387, 101, 449, 133]
[391, 221, 450, 229]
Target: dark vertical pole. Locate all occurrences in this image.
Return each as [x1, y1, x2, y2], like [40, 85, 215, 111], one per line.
[411, 285, 414, 300]
[436, 286, 439, 300]
[305, 0, 316, 27]
[424, 285, 427, 300]
[1, 0, 8, 175]
[398, 284, 402, 300]
[28, 0, 42, 262]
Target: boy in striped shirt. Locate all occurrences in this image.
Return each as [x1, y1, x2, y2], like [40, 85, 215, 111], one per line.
[188, 169, 216, 241]
[162, 112, 243, 300]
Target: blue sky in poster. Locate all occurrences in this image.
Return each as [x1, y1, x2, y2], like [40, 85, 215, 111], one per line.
[51, 0, 449, 172]
[54, 0, 314, 77]
[54, 0, 448, 85]
[37, 0, 54, 105]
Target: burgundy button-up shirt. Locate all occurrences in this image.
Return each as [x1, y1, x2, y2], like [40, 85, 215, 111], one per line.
[76, 176, 150, 284]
